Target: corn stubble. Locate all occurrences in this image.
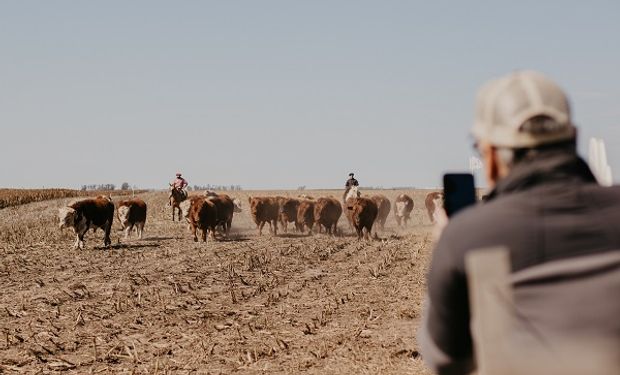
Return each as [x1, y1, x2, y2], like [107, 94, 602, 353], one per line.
[0, 189, 436, 374]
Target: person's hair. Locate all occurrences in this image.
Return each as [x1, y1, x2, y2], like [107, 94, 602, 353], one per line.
[497, 139, 576, 167]
[497, 116, 576, 167]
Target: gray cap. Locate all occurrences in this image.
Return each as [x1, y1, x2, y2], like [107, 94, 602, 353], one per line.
[472, 71, 576, 148]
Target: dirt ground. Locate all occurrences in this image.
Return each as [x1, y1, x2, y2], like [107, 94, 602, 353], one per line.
[0, 189, 437, 374]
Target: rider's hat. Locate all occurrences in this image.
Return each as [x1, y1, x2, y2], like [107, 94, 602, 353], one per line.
[349, 173, 354, 176]
[176, 172, 182, 177]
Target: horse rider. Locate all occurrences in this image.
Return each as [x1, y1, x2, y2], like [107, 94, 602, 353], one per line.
[343, 172, 359, 201]
[169, 172, 189, 201]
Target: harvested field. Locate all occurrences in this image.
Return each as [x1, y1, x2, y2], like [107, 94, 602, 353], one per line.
[0, 189, 437, 374]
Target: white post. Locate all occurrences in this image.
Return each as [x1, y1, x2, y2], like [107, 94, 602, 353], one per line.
[588, 137, 613, 186]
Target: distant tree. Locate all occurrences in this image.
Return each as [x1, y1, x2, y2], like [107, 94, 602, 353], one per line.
[81, 185, 87, 191]
[297, 186, 306, 191]
[120, 182, 130, 190]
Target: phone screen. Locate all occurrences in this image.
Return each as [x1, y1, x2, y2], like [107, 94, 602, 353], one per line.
[443, 173, 476, 217]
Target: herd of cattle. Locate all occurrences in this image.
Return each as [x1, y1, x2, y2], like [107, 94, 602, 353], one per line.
[57, 189, 444, 249]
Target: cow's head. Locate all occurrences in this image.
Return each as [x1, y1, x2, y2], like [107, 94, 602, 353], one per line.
[344, 186, 360, 202]
[248, 197, 260, 216]
[117, 205, 130, 228]
[395, 201, 408, 215]
[232, 198, 242, 213]
[433, 193, 444, 207]
[58, 207, 76, 229]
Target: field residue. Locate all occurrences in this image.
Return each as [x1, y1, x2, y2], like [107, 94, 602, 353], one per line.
[0, 190, 436, 374]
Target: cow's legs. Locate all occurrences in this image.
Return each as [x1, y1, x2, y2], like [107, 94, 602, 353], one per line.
[272, 220, 278, 236]
[258, 221, 266, 236]
[104, 222, 112, 247]
[137, 223, 144, 239]
[202, 228, 208, 242]
[191, 225, 198, 242]
[364, 225, 373, 241]
[209, 226, 216, 240]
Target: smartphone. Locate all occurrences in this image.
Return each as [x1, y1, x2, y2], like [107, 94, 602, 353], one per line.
[443, 173, 476, 217]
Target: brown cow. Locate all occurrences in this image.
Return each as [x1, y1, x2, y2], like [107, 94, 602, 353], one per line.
[394, 194, 414, 227]
[117, 198, 147, 239]
[425, 192, 443, 224]
[370, 194, 391, 230]
[314, 197, 342, 235]
[59, 196, 115, 249]
[346, 197, 378, 240]
[205, 193, 236, 237]
[279, 198, 301, 233]
[297, 199, 315, 234]
[182, 197, 218, 242]
[248, 196, 280, 235]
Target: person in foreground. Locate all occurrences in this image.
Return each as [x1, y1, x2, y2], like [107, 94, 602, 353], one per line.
[418, 71, 620, 374]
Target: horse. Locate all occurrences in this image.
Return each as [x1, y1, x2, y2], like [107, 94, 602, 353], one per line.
[169, 184, 187, 221]
[343, 185, 360, 204]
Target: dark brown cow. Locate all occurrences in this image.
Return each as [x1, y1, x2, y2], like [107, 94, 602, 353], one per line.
[394, 194, 414, 227]
[425, 192, 443, 224]
[279, 198, 301, 233]
[313, 197, 342, 235]
[184, 197, 218, 242]
[297, 199, 315, 234]
[206, 193, 235, 237]
[58, 196, 115, 249]
[370, 194, 391, 230]
[248, 196, 280, 235]
[117, 198, 147, 239]
[346, 197, 378, 240]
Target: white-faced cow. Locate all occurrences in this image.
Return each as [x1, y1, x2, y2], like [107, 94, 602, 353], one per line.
[425, 192, 444, 224]
[394, 194, 414, 227]
[59, 196, 114, 249]
[117, 198, 147, 239]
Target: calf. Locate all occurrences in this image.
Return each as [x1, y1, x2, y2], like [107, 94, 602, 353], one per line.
[248, 196, 280, 235]
[314, 197, 342, 236]
[181, 197, 218, 242]
[279, 198, 301, 233]
[394, 194, 414, 227]
[117, 198, 147, 239]
[297, 199, 315, 234]
[425, 192, 443, 224]
[59, 196, 114, 249]
[346, 197, 378, 240]
[370, 194, 391, 230]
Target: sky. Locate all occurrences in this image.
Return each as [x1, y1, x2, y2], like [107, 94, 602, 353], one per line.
[1, 1, 619, 189]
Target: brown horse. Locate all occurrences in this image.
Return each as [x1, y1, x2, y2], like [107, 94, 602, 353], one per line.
[169, 184, 187, 221]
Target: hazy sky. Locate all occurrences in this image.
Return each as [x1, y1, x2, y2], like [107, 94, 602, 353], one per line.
[1, 1, 619, 189]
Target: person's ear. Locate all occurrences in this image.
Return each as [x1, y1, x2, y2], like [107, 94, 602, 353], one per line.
[482, 143, 500, 188]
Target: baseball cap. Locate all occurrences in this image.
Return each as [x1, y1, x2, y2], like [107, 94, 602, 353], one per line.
[472, 70, 576, 148]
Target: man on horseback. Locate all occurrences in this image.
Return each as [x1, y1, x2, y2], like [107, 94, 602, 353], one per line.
[168, 173, 189, 220]
[169, 172, 188, 201]
[343, 173, 359, 202]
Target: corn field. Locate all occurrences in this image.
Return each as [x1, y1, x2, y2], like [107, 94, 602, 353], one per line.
[0, 189, 146, 209]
